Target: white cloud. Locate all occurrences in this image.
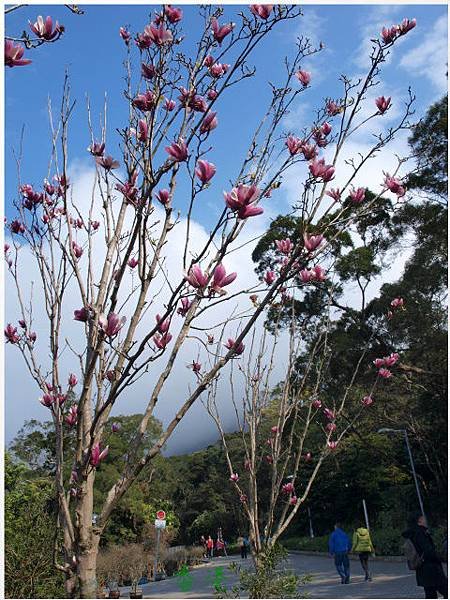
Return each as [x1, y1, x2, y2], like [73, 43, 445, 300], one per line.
[353, 5, 403, 70]
[399, 14, 448, 95]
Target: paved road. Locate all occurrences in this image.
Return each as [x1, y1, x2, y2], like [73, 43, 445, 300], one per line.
[121, 554, 428, 598]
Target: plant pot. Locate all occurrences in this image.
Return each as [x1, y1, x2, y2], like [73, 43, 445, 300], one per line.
[130, 592, 143, 599]
[108, 591, 121, 599]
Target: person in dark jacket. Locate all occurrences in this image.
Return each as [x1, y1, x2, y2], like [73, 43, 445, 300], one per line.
[329, 522, 352, 584]
[402, 513, 448, 599]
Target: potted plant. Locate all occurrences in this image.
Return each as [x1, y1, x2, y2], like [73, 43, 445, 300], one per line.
[124, 544, 148, 599]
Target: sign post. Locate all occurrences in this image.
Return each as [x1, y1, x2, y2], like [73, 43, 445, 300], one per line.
[153, 511, 166, 581]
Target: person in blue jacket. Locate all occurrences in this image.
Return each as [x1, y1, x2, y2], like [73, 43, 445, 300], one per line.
[329, 522, 352, 584]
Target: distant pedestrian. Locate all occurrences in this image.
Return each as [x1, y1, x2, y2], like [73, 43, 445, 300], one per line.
[206, 535, 214, 559]
[237, 535, 247, 559]
[329, 522, 352, 584]
[216, 538, 225, 557]
[402, 513, 448, 599]
[243, 536, 250, 559]
[352, 526, 375, 581]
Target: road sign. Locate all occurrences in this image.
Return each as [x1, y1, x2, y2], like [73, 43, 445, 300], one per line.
[155, 519, 166, 529]
[156, 510, 166, 520]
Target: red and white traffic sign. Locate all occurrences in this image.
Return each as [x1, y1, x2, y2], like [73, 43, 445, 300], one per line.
[156, 510, 166, 520]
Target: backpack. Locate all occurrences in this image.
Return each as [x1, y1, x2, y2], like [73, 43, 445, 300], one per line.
[403, 538, 424, 570]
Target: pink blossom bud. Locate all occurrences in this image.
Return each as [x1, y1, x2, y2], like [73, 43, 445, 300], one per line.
[327, 440, 338, 450]
[68, 373, 78, 387]
[98, 313, 126, 337]
[210, 263, 237, 295]
[304, 233, 324, 252]
[127, 257, 139, 269]
[165, 5, 183, 24]
[350, 187, 366, 204]
[200, 112, 218, 135]
[378, 368, 392, 379]
[390, 297, 404, 310]
[195, 160, 216, 184]
[141, 62, 155, 79]
[111, 422, 121, 433]
[230, 473, 239, 482]
[296, 69, 311, 86]
[321, 122, 332, 136]
[362, 395, 373, 406]
[185, 265, 208, 289]
[275, 238, 294, 255]
[4, 40, 32, 68]
[29, 15, 61, 41]
[264, 270, 276, 285]
[74, 307, 89, 322]
[375, 96, 391, 114]
[165, 139, 188, 162]
[153, 332, 173, 350]
[224, 338, 245, 356]
[156, 189, 170, 206]
[95, 155, 120, 170]
[325, 188, 341, 202]
[309, 158, 335, 182]
[282, 482, 294, 494]
[286, 135, 302, 156]
[119, 27, 131, 45]
[211, 17, 235, 44]
[207, 89, 218, 100]
[250, 5, 273, 19]
[312, 399, 322, 409]
[289, 495, 298, 506]
[4, 324, 20, 344]
[177, 297, 192, 317]
[164, 98, 176, 111]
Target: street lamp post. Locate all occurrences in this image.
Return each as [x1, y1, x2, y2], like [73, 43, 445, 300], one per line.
[377, 428, 426, 520]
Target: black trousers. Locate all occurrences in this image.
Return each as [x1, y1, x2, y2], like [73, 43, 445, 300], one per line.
[241, 545, 247, 559]
[359, 552, 370, 574]
[424, 584, 448, 599]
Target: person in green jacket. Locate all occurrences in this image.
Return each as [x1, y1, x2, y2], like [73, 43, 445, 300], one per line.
[352, 527, 375, 581]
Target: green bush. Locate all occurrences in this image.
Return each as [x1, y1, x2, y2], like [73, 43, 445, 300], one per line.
[282, 535, 328, 553]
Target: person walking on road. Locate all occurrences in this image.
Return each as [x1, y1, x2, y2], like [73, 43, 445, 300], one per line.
[402, 513, 448, 599]
[329, 522, 352, 584]
[206, 535, 214, 559]
[237, 535, 248, 559]
[352, 526, 375, 581]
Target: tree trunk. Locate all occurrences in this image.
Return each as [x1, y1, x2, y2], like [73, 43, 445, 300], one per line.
[78, 533, 100, 599]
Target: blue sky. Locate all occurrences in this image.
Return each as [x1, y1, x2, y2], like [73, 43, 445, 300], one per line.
[5, 4, 447, 223]
[4, 4, 448, 448]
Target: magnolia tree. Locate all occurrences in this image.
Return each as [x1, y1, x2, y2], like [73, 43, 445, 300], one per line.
[4, 4, 416, 598]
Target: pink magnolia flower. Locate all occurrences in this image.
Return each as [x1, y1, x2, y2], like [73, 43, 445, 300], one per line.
[384, 352, 399, 367]
[156, 189, 170, 206]
[375, 96, 391, 114]
[265, 455, 274, 464]
[264, 270, 276, 285]
[373, 358, 385, 368]
[327, 440, 338, 450]
[325, 188, 341, 202]
[90, 443, 109, 467]
[40, 393, 54, 408]
[119, 27, 131, 45]
[68, 373, 78, 387]
[177, 297, 192, 317]
[141, 62, 156, 80]
[132, 91, 156, 112]
[74, 307, 89, 322]
[312, 398, 322, 409]
[250, 5, 273, 19]
[321, 122, 332, 136]
[29, 15, 61, 41]
[275, 238, 294, 255]
[271, 425, 279, 433]
[378, 368, 392, 379]
[5, 324, 20, 344]
[200, 111, 218, 135]
[127, 257, 139, 268]
[230, 473, 239, 482]
[381, 25, 398, 44]
[304, 452, 312, 461]
[106, 370, 116, 382]
[282, 482, 295, 494]
[153, 332, 173, 350]
[209, 62, 229, 78]
[240, 494, 248, 503]
[145, 23, 173, 45]
[207, 89, 218, 101]
[304, 233, 324, 252]
[326, 100, 341, 116]
[210, 263, 237, 294]
[136, 119, 148, 143]
[88, 141, 105, 157]
[28, 331, 37, 343]
[96, 155, 120, 170]
[384, 174, 406, 197]
[312, 265, 326, 282]
[286, 135, 302, 156]
[164, 98, 176, 111]
[18, 319, 26, 329]
[289, 495, 298, 506]
[224, 184, 263, 219]
[326, 422, 337, 432]
[156, 314, 170, 334]
[296, 69, 311, 86]
[300, 269, 313, 283]
[309, 158, 335, 182]
[224, 338, 245, 355]
[391, 297, 404, 310]
[301, 143, 318, 161]
[65, 405, 78, 427]
[362, 395, 374, 406]
[165, 139, 188, 162]
[165, 5, 183, 23]
[211, 17, 235, 44]
[111, 422, 121, 433]
[195, 160, 216, 184]
[398, 18, 416, 36]
[186, 265, 209, 289]
[91, 220, 100, 231]
[99, 313, 126, 337]
[10, 220, 25, 235]
[71, 242, 83, 260]
[190, 361, 201, 373]
[350, 187, 366, 204]
[135, 30, 153, 50]
[323, 408, 335, 421]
